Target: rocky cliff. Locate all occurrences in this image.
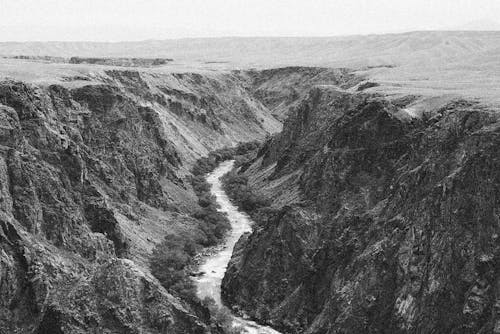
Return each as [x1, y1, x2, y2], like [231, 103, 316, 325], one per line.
[0, 65, 318, 333]
[222, 87, 500, 333]
[235, 67, 363, 121]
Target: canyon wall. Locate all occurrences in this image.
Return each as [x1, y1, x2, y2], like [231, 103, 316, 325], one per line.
[222, 87, 500, 333]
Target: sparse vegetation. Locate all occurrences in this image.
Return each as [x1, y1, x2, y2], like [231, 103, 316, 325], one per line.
[190, 141, 262, 245]
[191, 141, 261, 176]
[191, 193, 230, 246]
[150, 233, 198, 300]
[222, 172, 280, 230]
[218, 142, 282, 229]
[222, 172, 271, 214]
[202, 297, 246, 334]
[150, 141, 262, 302]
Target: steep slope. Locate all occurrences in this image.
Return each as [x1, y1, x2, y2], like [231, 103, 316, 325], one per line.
[0, 82, 206, 334]
[0, 67, 288, 333]
[235, 67, 363, 120]
[222, 87, 500, 333]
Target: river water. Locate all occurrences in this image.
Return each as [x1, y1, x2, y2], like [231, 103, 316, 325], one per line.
[193, 160, 281, 334]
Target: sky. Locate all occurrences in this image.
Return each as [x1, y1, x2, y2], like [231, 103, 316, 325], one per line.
[1, 0, 500, 41]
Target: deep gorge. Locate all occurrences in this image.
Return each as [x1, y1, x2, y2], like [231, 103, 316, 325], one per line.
[0, 67, 358, 333]
[1, 64, 499, 334]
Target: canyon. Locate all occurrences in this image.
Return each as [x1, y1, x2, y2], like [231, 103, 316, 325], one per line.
[0, 60, 356, 333]
[1, 31, 500, 333]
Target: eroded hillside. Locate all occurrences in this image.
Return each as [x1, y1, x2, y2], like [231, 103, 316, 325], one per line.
[222, 87, 500, 333]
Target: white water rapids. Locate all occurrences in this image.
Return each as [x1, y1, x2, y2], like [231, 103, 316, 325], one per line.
[193, 160, 281, 334]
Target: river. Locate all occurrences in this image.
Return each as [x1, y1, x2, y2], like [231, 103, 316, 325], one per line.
[193, 160, 281, 334]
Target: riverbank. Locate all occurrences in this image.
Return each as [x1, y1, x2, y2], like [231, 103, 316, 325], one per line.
[193, 160, 281, 334]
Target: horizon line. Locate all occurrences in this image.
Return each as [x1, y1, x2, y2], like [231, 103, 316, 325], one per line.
[1, 29, 500, 44]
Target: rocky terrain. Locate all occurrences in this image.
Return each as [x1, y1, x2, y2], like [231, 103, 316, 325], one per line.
[235, 67, 362, 120]
[222, 86, 500, 333]
[0, 63, 366, 333]
[2, 31, 500, 333]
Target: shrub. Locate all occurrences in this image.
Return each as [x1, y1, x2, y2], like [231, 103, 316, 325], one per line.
[222, 171, 271, 215]
[191, 175, 211, 193]
[188, 142, 263, 247]
[202, 297, 245, 334]
[191, 141, 261, 176]
[150, 234, 198, 299]
[197, 193, 215, 208]
[193, 207, 230, 245]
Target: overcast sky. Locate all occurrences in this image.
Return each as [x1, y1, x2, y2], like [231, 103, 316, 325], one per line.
[1, 0, 500, 41]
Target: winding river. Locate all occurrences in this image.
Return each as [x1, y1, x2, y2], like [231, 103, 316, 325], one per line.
[193, 160, 281, 334]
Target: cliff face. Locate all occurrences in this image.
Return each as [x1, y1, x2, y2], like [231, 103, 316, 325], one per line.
[222, 87, 500, 333]
[235, 67, 363, 121]
[0, 67, 297, 333]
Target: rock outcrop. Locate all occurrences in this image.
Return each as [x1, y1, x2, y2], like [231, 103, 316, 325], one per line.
[222, 87, 500, 333]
